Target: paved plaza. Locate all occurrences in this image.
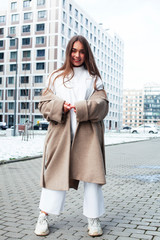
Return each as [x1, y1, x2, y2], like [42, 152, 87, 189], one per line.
[0, 138, 160, 240]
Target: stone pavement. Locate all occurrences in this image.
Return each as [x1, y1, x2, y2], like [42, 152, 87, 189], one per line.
[0, 138, 160, 240]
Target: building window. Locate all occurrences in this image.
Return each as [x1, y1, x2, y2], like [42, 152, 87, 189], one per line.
[22, 38, 30, 45]
[36, 36, 44, 44]
[38, 10, 46, 19]
[36, 63, 45, 70]
[23, 50, 31, 58]
[10, 26, 16, 35]
[80, 14, 83, 23]
[11, 14, 19, 22]
[22, 25, 30, 33]
[63, 11, 67, 22]
[85, 18, 88, 26]
[10, 64, 16, 71]
[68, 28, 71, 38]
[8, 90, 14, 97]
[0, 16, 5, 23]
[69, 4, 72, 12]
[36, 23, 45, 31]
[10, 52, 17, 60]
[35, 102, 39, 109]
[20, 89, 29, 96]
[37, 0, 45, 5]
[37, 50, 45, 57]
[75, 21, 78, 30]
[0, 102, 2, 109]
[0, 53, 4, 60]
[35, 76, 43, 83]
[11, 2, 17, 10]
[61, 23, 65, 34]
[0, 77, 2, 84]
[24, 12, 32, 20]
[34, 89, 42, 96]
[21, 102, 29, 109]
[8, 77, 14, 84]
[8, 102, 14, 109]
[75, 9, 78, 18]
[61, 37, 66, 48]
[0, 28, 4, 35]
[69, 16, 72, 27]
[22, 63, 30, 70]
[21, 76, 29, 83]
[23, 0, 31, 8]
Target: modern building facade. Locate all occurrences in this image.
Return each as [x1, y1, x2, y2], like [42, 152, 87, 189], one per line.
[0, 0, 124, 131]
[123, 89, 144, 127]
[143, 84, 160, 125]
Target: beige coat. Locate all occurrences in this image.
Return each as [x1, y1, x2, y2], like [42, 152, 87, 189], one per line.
[38, 90, 109, 191]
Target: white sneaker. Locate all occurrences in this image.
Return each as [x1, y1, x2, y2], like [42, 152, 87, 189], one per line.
[88, 218, 103, 237]
[34, 212, 49, 236]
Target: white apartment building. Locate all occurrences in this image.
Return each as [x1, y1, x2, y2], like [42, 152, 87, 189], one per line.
[0, 0, 124, 131]
[123, 89, 144, 127]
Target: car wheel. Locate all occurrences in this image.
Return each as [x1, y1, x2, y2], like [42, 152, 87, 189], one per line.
[132, 130, 137, 134]
[149, 131, 154, 134]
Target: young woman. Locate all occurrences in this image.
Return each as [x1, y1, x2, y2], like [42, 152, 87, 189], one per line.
[34, 35, 109, 237]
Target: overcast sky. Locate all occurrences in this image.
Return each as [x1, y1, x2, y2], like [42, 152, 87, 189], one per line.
[1, 0, 160, 89]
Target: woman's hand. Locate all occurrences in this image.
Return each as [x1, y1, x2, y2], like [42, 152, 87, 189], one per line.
[63, 102, 76, 113]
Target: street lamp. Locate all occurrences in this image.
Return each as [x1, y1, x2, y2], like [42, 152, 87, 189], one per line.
[7, 35, 19, 136]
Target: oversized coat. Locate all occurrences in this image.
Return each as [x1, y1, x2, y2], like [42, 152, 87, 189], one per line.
[38, 89, 109, 191]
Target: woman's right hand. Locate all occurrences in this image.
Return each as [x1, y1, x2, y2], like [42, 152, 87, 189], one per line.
[63, 102, 76, 113]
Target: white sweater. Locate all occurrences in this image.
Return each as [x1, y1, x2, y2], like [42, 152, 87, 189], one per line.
[48, 66, 103, 139]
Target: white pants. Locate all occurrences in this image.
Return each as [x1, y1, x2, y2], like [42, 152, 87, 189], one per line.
[39, 182, 105, 218]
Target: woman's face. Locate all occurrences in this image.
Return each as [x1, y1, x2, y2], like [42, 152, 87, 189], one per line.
[70, 41, 85, 67]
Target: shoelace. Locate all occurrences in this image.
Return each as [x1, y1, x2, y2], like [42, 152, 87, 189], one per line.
[89, 218, 100, 227]
[39, 215, 48, 224]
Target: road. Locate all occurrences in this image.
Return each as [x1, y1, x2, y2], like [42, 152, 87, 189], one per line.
[0, 138, 160, 239]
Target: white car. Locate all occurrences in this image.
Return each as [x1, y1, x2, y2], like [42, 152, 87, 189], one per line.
[120, 126, 132, 133]
[131, 125, 158, 134]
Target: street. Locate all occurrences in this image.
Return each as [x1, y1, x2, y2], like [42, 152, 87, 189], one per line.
[0, 138, 160, 240]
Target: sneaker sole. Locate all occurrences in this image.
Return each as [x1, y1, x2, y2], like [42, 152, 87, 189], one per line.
[34, 230, 49, 236]
[88, 230, 103, 237]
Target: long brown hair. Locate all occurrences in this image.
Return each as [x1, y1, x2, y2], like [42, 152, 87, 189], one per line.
[45, 35, 102, 94]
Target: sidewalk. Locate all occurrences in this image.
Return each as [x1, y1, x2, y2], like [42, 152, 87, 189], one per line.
[0, 131, 159, 162]
[0, 138, 160, 239]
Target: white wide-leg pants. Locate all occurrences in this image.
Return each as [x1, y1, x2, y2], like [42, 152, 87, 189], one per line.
[39, 182, 105, 218]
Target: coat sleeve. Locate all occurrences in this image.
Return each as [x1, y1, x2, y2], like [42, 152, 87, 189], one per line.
[38, 90, 65, 123]
[75, 90, 109, 123]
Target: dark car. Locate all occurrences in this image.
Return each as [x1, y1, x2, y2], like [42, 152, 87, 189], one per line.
[0, 122, 8, 130]
[33, 122, 49, 130]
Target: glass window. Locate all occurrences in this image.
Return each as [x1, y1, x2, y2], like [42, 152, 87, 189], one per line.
[0, 16, 5, 23]
[22, 38, 30, 45]
[85, 18, 88, 26]
[22, 63, 30, 70]
[0, 40, 3, 47]
[20, 89, 28, 96]
[37, 0, 45, 5]
[69, 4, 72, 12]
[11, 14, 19, 22]
[24, 12, 32, 20]
[0, 28, 4, 35]
[23, 50, 31, 58]
[36, 63, 45, 70]
[10, 52, 17, 59]
[22, 25, 30, 32]
[10, 64, 16, 71]
[75, 9, 78, 18]
[34, 89, 42, 96]
[36, 23, 45, 31]
[36, 36, 44, 44]
[69, 16, 72, 26]
[11, 2, 17, 10]
[21, 76, 29, 83]
[8, 90, 14, 97]
[8, 77, 14, 84]
[68, 28, 71, 38]
[0, 102, 2, 109]
[10, 39, 16, 46]
[37, 50, 45, 57]
[38, 10, 46, 19]
[23, 0, 31, 8]
[21, 102, 29, 109]
[10, 26, 16, 34]
[35, 76, 43, 83]
[35, 102, 39, 109]
[63, 11, 67, 22]
[8, 102, 14, 109]
[0, 53, 4, 59]
[0, 78, 2, 84]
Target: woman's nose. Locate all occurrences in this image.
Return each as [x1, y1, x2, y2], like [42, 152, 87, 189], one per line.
[75, 51, 80, 57]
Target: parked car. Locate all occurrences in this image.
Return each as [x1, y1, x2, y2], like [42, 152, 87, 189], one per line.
[131, 125, 158, 134]
[0, 122, 8, 130]
[33, 121, 49, 130]
[120, 126, 132, 133]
